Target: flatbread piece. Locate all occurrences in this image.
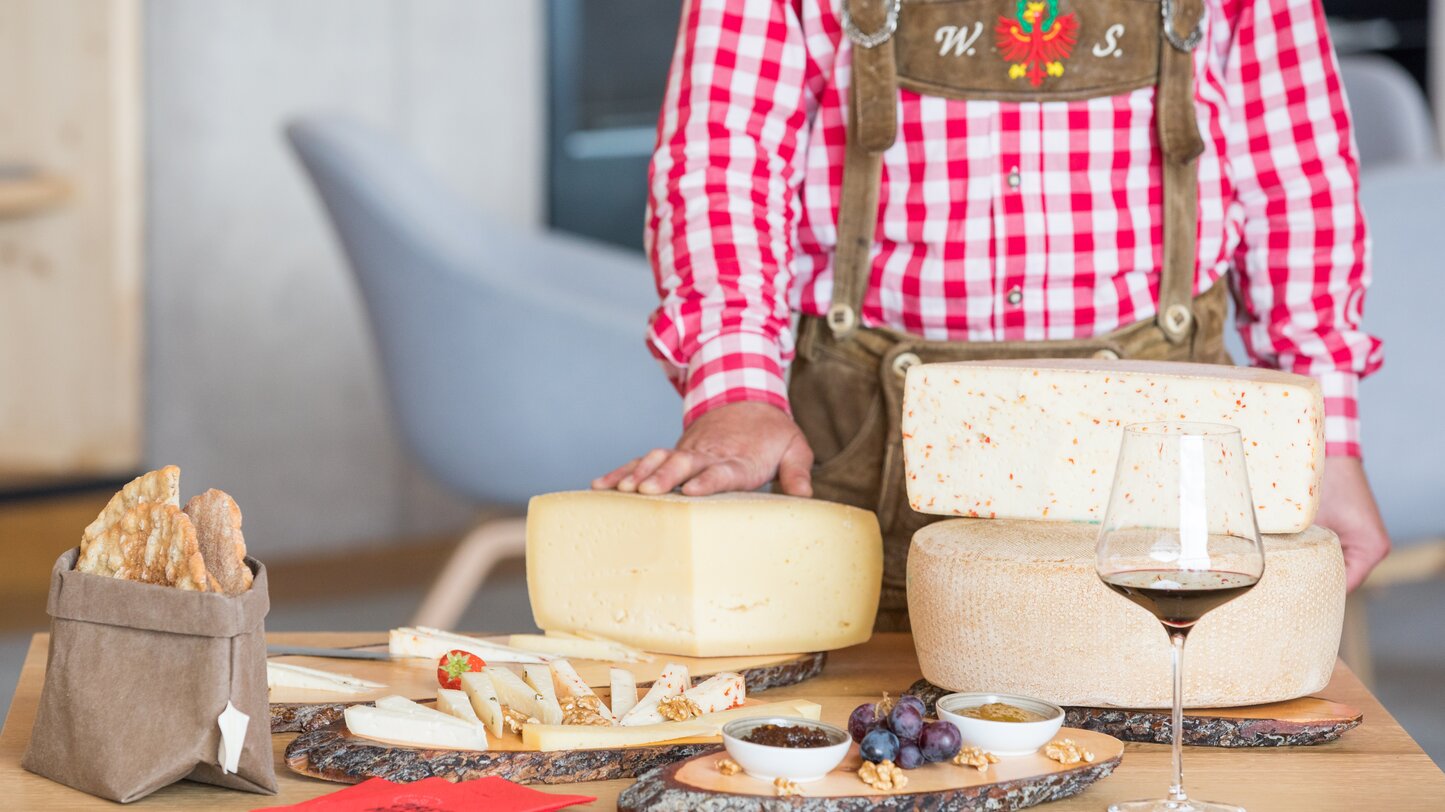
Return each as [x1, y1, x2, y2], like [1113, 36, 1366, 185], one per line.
[184, 489, 253, 595]
[75, 502, 209, 591]
[80, 466, 180, 557]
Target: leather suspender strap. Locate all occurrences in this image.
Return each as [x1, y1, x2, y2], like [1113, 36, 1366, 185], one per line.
[829, 0, 898, 339]
[1155, 0, 1207, 344]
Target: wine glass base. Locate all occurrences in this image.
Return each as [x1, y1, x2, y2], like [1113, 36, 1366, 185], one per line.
[1108, 800, 1245, 812]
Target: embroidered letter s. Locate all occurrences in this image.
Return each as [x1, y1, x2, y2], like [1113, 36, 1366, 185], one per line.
[1092, 23, 1124, 58]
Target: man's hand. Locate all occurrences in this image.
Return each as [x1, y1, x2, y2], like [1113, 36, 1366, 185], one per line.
[593, 402, 814, 497]
[1316, 456, 1391, 591]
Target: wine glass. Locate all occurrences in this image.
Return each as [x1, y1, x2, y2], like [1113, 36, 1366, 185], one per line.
[1096, 422, 1265, 812]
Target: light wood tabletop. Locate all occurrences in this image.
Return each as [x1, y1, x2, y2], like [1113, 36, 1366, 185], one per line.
[3, 632, 1443, 809]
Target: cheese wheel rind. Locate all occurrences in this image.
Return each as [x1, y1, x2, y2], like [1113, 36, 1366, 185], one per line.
[901, 359, 1325, 534]
[907, 519, 1345, 708]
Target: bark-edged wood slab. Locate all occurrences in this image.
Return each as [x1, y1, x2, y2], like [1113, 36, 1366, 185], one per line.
[285, 720, 723, 785]
[271, 650, 826, 733]
[905, 679, 1362, 747]
[617, 728, 1123, 811]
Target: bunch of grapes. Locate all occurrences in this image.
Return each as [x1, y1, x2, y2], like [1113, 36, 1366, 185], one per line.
[847, 695, 961, 769]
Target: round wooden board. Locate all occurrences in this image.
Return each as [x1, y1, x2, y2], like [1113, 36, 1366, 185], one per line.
[284, 713, 730, 785]
[270, 645, 825, 732]
[617, 728, 1123, 811]
[906, 680, 1362, 747]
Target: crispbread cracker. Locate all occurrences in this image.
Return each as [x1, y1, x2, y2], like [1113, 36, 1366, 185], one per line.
[80, 466, 180, 557]
[75, 503, 209, 591]
[184, 489, 253, 595]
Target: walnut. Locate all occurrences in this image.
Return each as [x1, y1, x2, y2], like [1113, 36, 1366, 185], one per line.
[560, 695, 610, 726]
[502, 706, 537, 734]
[773, 777, 803, 797]
[953, 745, 999, 772]
[857, 759, 908, 791]
[715, 757, 741, 776]
[1043, 738, 1096, 765]
[657, 694, 702, 721]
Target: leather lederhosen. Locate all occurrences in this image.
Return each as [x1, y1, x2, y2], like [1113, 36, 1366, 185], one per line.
[787, 0, 1230, 630]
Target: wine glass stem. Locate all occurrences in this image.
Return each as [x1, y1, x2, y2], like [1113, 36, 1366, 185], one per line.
[1170, 631, 1188, 802]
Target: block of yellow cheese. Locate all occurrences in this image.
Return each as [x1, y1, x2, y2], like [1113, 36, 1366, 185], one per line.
[901, 359, 1324, 533]
[526, 491, 882, 657]
[908, 519, 1345, 708]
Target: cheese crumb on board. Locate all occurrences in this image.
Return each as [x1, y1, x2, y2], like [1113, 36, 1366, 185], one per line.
[526, 491, 882, 657]
[901, 359, 1324, 534]
[908, 519, 1346, 708]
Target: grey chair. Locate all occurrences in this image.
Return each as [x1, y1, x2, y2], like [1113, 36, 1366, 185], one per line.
[286, 115, 678, 628]
[1339, 55, 1438, 168]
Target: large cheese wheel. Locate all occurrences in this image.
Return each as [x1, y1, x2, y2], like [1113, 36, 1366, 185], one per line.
[908, 519, 1345, 708]
[527, 491, 882, 657]
[901, 359, 1324, 533]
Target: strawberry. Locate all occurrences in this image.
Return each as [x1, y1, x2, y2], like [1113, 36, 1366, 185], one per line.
[436, 649, 485, 689]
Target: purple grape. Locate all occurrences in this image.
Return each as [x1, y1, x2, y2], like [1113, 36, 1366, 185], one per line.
[918, 720, 962, 763]
[897, 694, 927, 717]
[859, 728, 900, 763]
[896, 741, 924, 770]
[887, 702, 923, 741]
[847, 703, 879, 742]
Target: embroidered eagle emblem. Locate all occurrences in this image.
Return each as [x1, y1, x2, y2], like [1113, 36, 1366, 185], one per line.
[996, 0, 1080, 87]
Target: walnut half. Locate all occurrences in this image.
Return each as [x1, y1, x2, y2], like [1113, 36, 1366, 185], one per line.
[858, 759, 908, 791]
[657, 694, 702, 721]
[1044, 738, 1096, 765]
[954, 746, 999, 772]
[715, 757, 741, 776]
[773, 777, 803, 797]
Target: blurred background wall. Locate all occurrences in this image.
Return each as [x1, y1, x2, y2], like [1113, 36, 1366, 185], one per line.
[145, 0, 544, 556]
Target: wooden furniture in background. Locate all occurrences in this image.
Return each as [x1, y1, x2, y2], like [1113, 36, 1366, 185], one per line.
[2, 633, 1443, 809]
[0, 0, 143, 481]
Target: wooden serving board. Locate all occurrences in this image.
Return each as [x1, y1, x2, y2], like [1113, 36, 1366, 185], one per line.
[286, 706, 733, 785]
[906, 679, 1362, 747]
[270, 641, 825, 733]
[618, 728, 1123, 811]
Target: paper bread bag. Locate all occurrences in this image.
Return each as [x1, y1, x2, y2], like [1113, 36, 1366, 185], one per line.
[22, 548, 277, 802]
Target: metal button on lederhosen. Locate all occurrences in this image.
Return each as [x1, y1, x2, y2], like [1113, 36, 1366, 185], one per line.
[787, 0, 1230, 631]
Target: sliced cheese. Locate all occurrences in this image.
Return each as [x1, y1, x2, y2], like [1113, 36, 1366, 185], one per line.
[527, 491, 882, 656]
[609, 667, 638, 720]
[373, 695, 471, 725]
[344, 705, 488, 751]
[484, 666, 545, 721]
[266, 662, 386, 695]
[619, 662, 690, 726]
[459, 672, 505, 739]
[682, 672, 745, 715]
[508, 633, 641, 663]
[436, 689, 491, 748]
[900, 359, 1325, 533]
[550, 659, 615, 723]
[521, 719, 713, 752]
[522, 663, 564, 725]
[388, 627, 550, 664]
[521, 698, 823, 752]
[570, 630, 654, 662]
[908, 519, 1346, 708]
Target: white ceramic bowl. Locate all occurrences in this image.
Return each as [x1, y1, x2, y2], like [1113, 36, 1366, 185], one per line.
[935, 692, 1065, 757]
[720, 716, 852, 782]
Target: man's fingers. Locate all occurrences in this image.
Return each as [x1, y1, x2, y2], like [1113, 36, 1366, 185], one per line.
[637, 451, 709, 495]
[776, 435, 815, 497]
[618, 448, 674, 492]
[592, 459, 640, 490]
[680, 460, 753, 496]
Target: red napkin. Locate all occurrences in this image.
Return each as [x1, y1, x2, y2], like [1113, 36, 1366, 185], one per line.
[252, 776, 596, 811]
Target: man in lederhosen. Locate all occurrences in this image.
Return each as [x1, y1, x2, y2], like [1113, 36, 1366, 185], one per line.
[595, 0, 1388, 629]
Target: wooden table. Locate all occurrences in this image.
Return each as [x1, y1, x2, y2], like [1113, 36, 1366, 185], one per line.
[4, 632, 1444, 809]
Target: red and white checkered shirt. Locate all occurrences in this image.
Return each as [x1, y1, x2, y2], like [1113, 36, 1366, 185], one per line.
[644, 0, 1383, 456]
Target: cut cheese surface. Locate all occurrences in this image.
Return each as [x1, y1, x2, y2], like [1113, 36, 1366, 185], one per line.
[344, 705, 488, 751]
[266, 662, 385, 695]
[526, 491, 882, 657]
[908, 519, 1346, 708]
[901, 359, 1324, 533]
